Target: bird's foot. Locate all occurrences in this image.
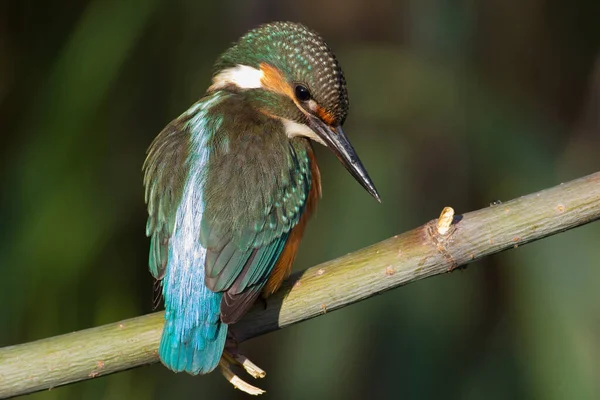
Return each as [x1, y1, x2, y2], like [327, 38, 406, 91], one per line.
[222, 350, 266, 379]
[219, 342, 266, 395]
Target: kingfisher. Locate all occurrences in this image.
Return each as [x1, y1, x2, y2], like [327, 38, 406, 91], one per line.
[143, 21, 379, 394]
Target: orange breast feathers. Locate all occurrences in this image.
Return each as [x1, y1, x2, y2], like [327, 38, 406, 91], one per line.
[262, 146, 322, 298]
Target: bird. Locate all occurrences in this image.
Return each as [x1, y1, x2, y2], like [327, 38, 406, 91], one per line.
[143, 21, 379, 394]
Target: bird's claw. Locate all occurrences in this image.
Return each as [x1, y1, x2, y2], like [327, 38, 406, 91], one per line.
[219, 347, 266, 395]
[223, 351, 266, 379]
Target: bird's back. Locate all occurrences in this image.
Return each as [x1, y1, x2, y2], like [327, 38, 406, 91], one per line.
[144, 91, 318, 373]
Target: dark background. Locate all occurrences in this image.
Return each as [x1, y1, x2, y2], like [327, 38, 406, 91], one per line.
[1, 0, 599, 399]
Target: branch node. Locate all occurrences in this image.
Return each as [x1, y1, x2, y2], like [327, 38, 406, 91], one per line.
[427, 206, 459, 271]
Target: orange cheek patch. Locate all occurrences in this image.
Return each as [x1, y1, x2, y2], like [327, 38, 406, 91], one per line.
[316, 106, 336, 126]
[259, 63, 294, 98]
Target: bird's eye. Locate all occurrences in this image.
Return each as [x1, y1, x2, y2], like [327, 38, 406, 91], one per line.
[294, 85, 311, 102]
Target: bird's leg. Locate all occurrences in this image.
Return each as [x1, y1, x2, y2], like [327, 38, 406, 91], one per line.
[224, 334, 266, 378]
[219, 333, 266, 395]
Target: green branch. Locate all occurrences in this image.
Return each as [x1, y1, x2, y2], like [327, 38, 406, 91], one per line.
[1, 171, 599, 398]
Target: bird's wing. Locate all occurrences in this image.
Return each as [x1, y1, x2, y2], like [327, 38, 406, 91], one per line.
[201, 142, 312, 324]
[143, 121, 189, 280]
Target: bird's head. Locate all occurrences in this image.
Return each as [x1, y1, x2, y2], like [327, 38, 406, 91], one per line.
[208, 21, 380, 201]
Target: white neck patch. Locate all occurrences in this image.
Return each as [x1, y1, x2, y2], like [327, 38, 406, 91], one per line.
[281, 119, 326, 146]
[209, 65, 264, 91]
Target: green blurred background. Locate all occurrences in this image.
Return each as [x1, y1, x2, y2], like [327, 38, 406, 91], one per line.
[1, 0, 599, 399]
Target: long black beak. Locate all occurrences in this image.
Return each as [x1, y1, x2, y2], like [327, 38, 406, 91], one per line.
[309, 118, 381, 202]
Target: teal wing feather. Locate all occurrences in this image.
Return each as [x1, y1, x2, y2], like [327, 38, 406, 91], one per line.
[207, 234, 290, 323]
[201, 132, 313, 324]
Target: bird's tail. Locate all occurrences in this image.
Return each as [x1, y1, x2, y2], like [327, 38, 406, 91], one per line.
[159, 269, 227, 374]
